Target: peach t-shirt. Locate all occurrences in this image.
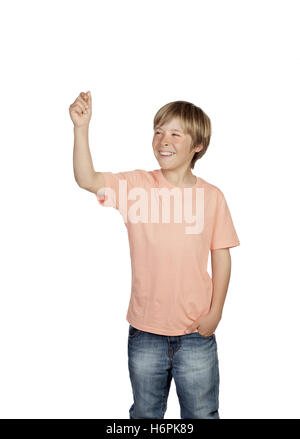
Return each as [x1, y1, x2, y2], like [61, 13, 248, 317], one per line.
[96, 168, 240, 336]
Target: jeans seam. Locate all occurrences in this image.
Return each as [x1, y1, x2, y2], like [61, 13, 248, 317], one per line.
[213, 349, 219, 414]
[161, 381, 168, 417]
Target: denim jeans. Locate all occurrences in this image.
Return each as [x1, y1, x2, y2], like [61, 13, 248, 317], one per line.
[128, 324, 220, 419]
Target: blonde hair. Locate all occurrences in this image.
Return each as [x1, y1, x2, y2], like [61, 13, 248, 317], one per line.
[153, 101, 211, 169]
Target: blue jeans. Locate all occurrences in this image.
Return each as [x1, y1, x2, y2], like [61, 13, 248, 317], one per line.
[128, 324, 220, 419]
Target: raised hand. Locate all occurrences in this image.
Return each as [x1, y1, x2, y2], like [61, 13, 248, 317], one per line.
[69, 91, 92, 128]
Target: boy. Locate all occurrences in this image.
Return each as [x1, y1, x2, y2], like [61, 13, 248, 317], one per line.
[70, 91, 240, 419]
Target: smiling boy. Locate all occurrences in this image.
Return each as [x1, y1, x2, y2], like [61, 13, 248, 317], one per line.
[70, 91, 240, 419]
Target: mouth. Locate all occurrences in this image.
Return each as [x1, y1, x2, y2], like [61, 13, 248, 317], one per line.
[158, 151, 176, 159]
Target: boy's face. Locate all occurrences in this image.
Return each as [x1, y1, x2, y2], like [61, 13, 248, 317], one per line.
[152, 117, 202, 169]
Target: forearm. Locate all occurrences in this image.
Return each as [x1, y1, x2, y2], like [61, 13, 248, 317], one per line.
[73, 125, 95, 188]
[210, 249, 231, 318]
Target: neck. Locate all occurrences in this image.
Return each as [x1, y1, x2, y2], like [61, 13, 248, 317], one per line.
[161, 166, 196, 186]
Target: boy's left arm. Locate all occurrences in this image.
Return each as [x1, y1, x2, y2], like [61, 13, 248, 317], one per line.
[210, 248, 231, 318]
[185, 249, 231, 336]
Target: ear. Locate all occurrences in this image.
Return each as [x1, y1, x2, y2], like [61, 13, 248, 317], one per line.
[193, 144, 203, 153]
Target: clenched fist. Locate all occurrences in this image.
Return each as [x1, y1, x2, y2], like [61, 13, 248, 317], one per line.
[69, 91, 92, 128]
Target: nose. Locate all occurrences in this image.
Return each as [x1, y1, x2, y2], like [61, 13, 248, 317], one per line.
[160, 133, 170, 145]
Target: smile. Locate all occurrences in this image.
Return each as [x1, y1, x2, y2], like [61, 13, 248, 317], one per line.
[159, 152, 176, 157]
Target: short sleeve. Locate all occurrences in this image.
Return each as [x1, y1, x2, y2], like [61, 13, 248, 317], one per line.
[95, 170, 138, 210]
[210, 190, 240, 250]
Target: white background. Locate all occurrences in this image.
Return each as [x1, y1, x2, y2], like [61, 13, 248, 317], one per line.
[1, 0, 299, 419]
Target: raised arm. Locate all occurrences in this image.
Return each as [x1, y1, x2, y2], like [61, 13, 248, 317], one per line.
[69, 90, 105, 194]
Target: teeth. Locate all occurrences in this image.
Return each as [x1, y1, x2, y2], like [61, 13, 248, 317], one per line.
[160, 152, 174, 156]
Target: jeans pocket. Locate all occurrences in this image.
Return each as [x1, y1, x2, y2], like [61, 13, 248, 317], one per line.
[196, 331, 215, 339]
[128, 324, 142, 338]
